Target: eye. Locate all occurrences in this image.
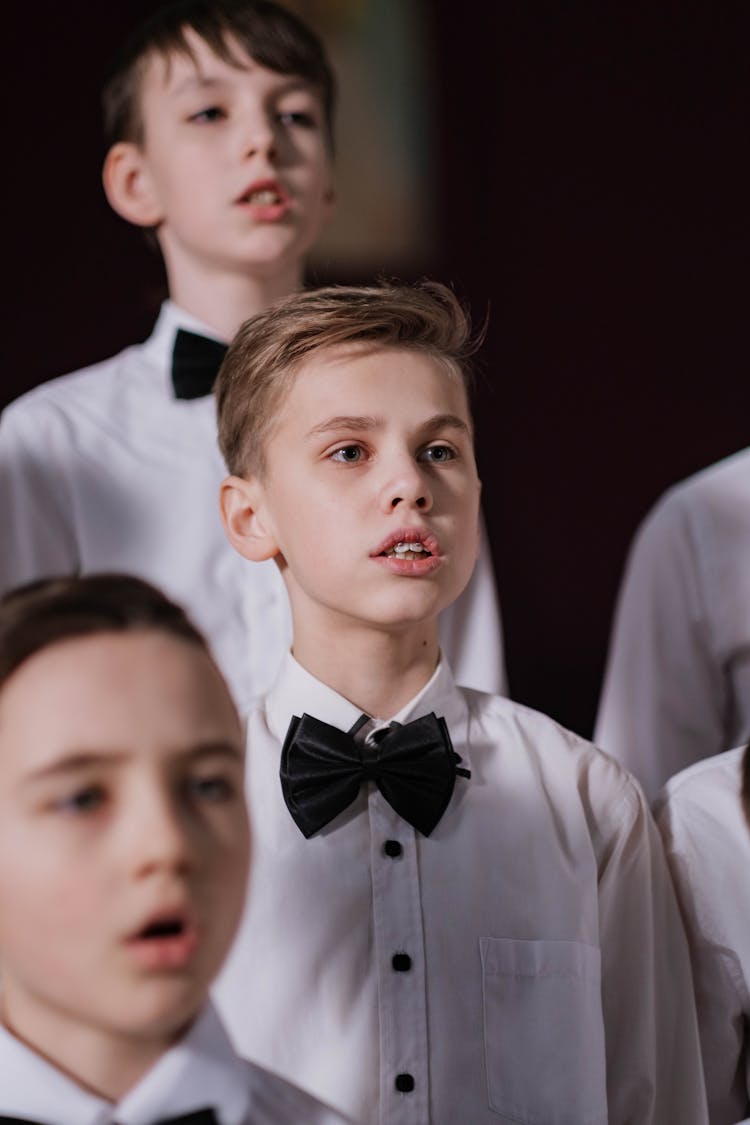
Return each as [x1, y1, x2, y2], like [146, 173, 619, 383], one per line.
[330, 445, 365, 464]
[277, 110, 317, 129]
[189, 106, 226, 124]
[55, 785, 106, 815]
[419, 444, 456, 463]
[185, 774, 236, 803]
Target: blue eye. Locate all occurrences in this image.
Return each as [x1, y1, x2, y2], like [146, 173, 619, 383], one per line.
[331, 445, 364, 463]
[419, 444, 455, 463]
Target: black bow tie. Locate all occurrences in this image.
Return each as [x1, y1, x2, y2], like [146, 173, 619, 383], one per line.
[280, 711, 469, 838]
[0, 1110, 217, 1125]
[171, 328, 228, 400]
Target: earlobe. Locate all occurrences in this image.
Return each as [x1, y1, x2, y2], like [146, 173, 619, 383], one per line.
[220, 475, 280, 562]
[102, 142, 164, 228]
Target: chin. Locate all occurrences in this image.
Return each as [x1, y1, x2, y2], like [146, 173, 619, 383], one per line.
[116, 977, 209, 1041]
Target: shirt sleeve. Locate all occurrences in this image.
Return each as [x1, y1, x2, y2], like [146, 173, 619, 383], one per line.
[594, 771, 709, 1123]
[0, 399, 81, 593]
[594, 489, 725, 798]
[438, 509, 506, 695]
[655, 792, 750, 1124]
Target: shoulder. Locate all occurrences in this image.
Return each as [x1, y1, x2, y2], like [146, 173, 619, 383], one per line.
[462, 688, 646, 831]
[655, 746, 746, 844]
[240, 1056, 351, 1123]
[654, 749, 750, 964]
[2, 346, 139, 428]
[640, 448, 750, 539]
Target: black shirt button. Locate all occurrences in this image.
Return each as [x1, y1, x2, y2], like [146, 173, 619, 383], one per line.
[384, 840, 402, 858]
[395, 1073, 415, 1093]
[392, 952, 412, 972]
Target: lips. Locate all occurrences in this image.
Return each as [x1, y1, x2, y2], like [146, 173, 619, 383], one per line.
[126, 907, 199, 970]
[370, 528, 443, 575]
[371, 528, 440, 560]
[235, 178, 290, 219]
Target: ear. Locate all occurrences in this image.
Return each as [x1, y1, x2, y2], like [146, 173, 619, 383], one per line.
[102, 142, 164, 228]
[322, 181, 337, 223]
[475, 481, 483, 561]
[220, 475, 280, 562]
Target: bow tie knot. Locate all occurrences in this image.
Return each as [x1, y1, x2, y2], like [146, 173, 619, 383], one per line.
[280, 711, 469, 838]
[171, 328, 228, 400]
[359, 757, 381, 783]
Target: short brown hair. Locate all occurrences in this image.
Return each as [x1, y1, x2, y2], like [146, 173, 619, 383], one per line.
[0, 574, 211, 694]
[102, 0, 336, 149]
[215, 279, 479, 478]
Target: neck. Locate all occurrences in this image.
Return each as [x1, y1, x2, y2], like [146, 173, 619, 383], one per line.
[0, 988, 185, 1102]
[291, 611, 441, 719]
[164, 259, 304, 341]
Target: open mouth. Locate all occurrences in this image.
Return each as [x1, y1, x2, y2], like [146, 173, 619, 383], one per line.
[138, 917, 186, 940]
[380, 541, 433, 561]
[127, 911, 198, 969]
[237, 180, 288, 208]
[239, 187, 283, 205]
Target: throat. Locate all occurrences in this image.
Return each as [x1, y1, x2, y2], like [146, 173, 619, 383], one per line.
[291, 620, 441, 719]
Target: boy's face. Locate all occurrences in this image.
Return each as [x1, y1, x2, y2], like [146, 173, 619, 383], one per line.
[115, 30, 334, 282]
[229, 346, 482, 642]
[0, 631, 249, 1060]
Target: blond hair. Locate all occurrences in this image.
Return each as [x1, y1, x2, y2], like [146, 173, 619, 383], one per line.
[215, 280, 479, 477]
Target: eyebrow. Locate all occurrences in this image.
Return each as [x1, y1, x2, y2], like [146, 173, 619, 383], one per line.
[169, 72, 314, 100]
[24, 741, 243, 784]
[307, 413, 472, 439]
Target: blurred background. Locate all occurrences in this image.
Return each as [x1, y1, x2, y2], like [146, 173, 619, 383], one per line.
[5, 0, 750, 736]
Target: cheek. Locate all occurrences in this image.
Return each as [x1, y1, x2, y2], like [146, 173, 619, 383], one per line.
[0, 846, 95, 977]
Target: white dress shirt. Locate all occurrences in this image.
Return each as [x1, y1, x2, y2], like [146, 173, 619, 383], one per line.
[655, 748, 750, 1125]
[595, 448, 750, 797]
[0, 304, 505, 708]
[213, 653, 707, 1125]
[0, 1001, 351, 1124]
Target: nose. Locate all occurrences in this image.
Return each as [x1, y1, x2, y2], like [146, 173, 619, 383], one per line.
[241, 112, 277, 161]
[378, 457, 433, 514]
[127, 781, 191, 879]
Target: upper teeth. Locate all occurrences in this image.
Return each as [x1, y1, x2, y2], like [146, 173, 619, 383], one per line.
[394, 542, 425, 553]
[247, 188, 280, 204]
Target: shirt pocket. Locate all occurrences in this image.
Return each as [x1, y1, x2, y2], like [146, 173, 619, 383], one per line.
[480, 936, 607, 1125]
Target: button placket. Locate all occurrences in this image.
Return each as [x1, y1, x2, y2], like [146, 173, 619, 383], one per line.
[369, 793, 430, 1124]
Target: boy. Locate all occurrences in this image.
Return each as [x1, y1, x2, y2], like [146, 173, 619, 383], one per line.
[211, 279, 708, 1123]
[655, 744, 750, 1123]
[596, 452, 750, 798]
[0, 0, 504, 710]
[0, 572, 351, 1122]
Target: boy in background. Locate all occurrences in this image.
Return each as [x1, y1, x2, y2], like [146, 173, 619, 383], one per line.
[596, 451, 750, 798]
[656, 744, 750, 1122]
[212, 279, 707, 1123]
[0, 573, 350, 1122]
[0, 0, 503, 709]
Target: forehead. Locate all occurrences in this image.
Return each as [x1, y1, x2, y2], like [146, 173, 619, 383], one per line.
[0, 632, 239, 771]
[279, 344, 472, 426]
[140, 27, 320, 102]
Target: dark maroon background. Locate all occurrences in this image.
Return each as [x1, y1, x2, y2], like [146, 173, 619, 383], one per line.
[5, 1, 750, 736]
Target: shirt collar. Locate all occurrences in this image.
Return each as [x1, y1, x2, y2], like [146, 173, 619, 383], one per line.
[116, 1003, 250, 1125]
[0, 1003, 250, 1125]
[141, 301, 229, 398]
[265, 652, 469, 747]
[0, 1020, 110, 1125]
